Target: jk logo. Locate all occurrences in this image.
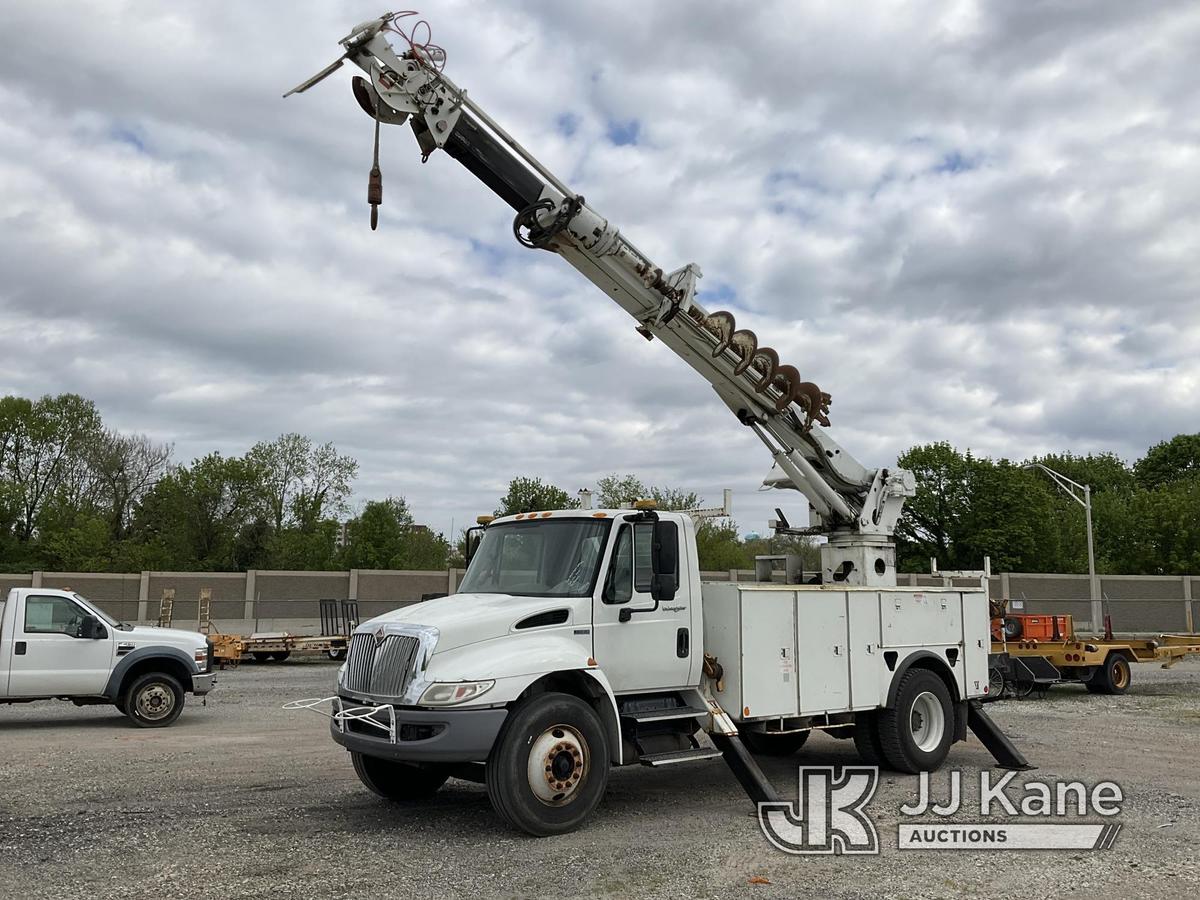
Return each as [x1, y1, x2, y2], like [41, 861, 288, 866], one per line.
[759, 766, 880, 855]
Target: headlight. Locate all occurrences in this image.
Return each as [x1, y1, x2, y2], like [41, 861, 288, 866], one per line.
[193, 648, 208, 666]
[419, 680, 495, 706]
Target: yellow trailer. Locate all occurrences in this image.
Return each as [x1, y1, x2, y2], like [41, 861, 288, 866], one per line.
[989, 631, 1200, 698]
[210, 632, 350, 667]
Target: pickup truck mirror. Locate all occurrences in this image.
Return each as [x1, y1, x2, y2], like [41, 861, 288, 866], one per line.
[78, 615, 107, 640]
[650, 520, 678, 602]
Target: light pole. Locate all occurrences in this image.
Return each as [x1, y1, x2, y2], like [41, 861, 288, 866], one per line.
[1024, 463, 1101, 633]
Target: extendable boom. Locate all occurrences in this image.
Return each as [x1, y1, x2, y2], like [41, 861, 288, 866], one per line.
[288, 13, 916, 581]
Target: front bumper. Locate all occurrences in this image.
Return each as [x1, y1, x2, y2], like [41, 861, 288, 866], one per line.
[329, 698, 507, 763]
[191, 673, 217, 695]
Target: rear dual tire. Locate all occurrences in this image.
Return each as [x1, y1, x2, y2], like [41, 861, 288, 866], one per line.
[855, 669, 953, 774]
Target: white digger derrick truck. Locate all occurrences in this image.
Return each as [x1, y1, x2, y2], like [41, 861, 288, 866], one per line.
[287, 13, 1031, 836]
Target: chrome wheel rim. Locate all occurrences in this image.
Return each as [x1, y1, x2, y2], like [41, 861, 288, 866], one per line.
[910, 691, 945, 753]
[527, 724, 588, 806]
[136, 683, 175, 720]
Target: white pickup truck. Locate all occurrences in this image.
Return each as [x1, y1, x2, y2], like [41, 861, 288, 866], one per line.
[0, 588, 216, 727]
[325, 509, 1020, 836]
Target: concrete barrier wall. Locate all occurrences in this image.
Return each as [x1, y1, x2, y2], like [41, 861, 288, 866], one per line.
[3, 568, 1195, 636]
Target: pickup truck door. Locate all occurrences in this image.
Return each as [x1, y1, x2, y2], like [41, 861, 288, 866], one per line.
[592, 520, 692, 694]
[6, 594, 115, 697]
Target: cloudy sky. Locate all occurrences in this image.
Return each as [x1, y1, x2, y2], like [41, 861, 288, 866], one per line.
[1, 1, 1197, 538]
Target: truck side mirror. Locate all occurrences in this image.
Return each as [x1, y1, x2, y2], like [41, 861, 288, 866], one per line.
[650, 520, 678, 603]
[464, 526, 485, 569]
[79, 615, 107, 640]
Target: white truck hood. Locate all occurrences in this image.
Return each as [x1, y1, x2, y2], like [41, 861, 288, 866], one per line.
[365, 592, 579, 653]
[121, 625, 208, 649]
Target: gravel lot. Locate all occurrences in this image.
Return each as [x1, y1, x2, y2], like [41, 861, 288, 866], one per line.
[1, 656, 1197, 899]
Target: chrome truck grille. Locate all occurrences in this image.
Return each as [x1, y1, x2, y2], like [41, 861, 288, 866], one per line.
[344, 632, 421, 698]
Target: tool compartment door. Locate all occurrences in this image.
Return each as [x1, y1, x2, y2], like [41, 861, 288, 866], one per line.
[881, 591, 963, 648]
[847, 591, 883, 709]
[796, 591, 850, 715]
[738, 590, 798, 719]
[961, 590, 990, 699]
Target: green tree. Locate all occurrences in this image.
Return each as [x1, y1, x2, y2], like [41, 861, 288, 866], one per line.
[1134, 434, 1200, 490]
[594, 474, 699, 510]
[247, 433, 358, 533]
[495, 476, 578, 516]
[894, 442, 974, 571]
[694, 519, 749, 570]
[88, 430, 172, 541]
[134, 453, 265, 569]
[0, 394, 103, 541]
[341, 497, 450, 570]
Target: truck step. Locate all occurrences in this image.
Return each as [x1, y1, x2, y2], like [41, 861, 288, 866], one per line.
[638, 747, 723, 767]
[620, 705, 708, 724]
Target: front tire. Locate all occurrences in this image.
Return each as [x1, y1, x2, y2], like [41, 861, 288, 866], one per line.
[739, 728, 809, 756]
[351, 752, 450, 801]
[122, 672, 185, 728]
[486, 692, 609, 836]
[877, 669, 953, 774]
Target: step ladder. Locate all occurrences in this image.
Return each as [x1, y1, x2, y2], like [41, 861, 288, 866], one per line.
[197, 588, 213, 634]
[619, 697, 722, 767]
[157, 589, 175, 628]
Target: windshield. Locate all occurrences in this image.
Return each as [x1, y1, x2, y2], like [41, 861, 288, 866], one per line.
[458, 518, 612, 598]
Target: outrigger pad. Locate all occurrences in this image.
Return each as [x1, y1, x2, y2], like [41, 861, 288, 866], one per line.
[967, 700, 1036, 771]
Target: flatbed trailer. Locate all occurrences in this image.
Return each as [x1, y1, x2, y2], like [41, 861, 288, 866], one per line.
[210, 632, 350, 667]
[988, 631, 1200, 698]
[208, 598, 360, 667]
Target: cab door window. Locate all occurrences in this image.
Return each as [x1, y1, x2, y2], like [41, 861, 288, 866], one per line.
[633, 522, 656, 592]
[603, 525, 634, 604]
[24, 595, 87, 636]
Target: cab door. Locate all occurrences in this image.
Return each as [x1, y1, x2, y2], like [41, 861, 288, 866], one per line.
[6, 594, 115, 697]
[592, 519, 692, 694]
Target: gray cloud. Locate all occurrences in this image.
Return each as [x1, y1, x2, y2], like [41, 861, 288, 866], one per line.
[1, 1, 1197, 539]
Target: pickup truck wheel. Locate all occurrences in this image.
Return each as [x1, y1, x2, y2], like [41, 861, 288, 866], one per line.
[327, 648, 347, 660]
[877, 669, 953, 774]
[486, 692, 609, 836]
[122, 672, 185, 728]
[1087, 653, 1131, 695]
[739, 728, 809, 756]
[351, 752, 450, 801]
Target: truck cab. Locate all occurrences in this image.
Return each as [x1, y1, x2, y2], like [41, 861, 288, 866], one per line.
[329, 508, 990, 835]
[0, 588, 216, 727]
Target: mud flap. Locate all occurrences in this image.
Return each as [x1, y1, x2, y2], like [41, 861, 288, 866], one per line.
[709, 732, 783, 804]
[967, 700, 1036, 771]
